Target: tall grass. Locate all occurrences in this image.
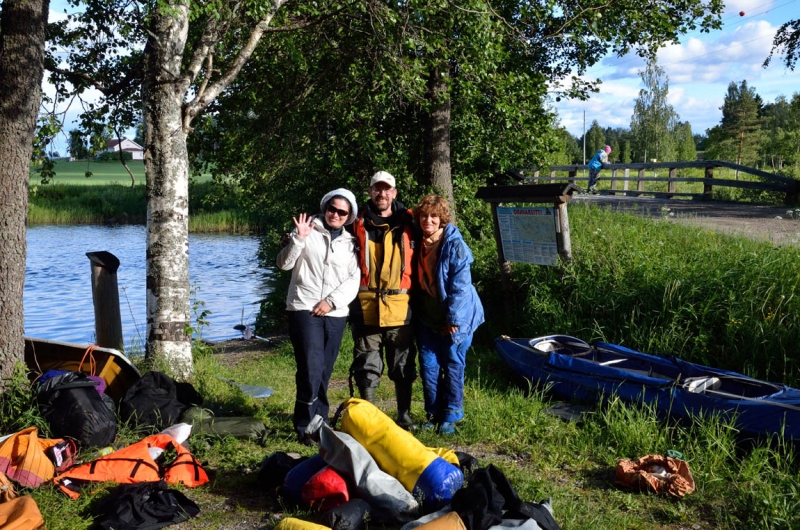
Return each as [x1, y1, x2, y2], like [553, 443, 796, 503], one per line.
[29, 183, 147, 224]
[28, 182, 261, 233]
[471, 202, 800, 386]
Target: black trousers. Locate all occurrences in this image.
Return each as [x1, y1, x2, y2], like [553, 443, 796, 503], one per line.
[287, 310, 348, 436]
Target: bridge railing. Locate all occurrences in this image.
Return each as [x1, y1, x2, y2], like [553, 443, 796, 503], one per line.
[517, 160, 798, 205]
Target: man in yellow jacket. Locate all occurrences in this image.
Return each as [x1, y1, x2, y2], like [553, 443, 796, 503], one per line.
[349, 171, 418, 430]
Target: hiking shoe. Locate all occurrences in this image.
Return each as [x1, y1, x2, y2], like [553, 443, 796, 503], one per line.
[396, 411, 417, 431]
[420, 421, 437, 431]
[439, 422, 456, 434]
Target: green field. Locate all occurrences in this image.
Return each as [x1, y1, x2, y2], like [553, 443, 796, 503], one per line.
[28, 161, 251, 232]
[31, 159, 148, 186]
[30, 159, 214, 186]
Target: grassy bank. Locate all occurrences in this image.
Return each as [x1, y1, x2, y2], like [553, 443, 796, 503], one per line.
[469, 202, 800, 387]
[9, 203, 800, 529]
[13, 331, 799, 530]
[29, 161, 259, 233]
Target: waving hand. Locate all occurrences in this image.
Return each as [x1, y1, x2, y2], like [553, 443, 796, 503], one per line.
[293, 213, 314, 239]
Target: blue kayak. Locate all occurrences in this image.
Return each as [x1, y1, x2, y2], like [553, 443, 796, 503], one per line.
[495, 335, 800, 441]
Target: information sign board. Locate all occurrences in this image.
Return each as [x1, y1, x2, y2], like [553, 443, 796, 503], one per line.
[497, 207, 558, 266]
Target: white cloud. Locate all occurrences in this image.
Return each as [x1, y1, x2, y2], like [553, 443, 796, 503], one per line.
[554, 4, 800, 137]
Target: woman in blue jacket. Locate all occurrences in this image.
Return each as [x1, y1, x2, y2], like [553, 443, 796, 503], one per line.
[413, 194, 484, 434]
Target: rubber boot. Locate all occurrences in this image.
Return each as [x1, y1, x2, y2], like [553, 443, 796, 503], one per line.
[358, 385, 376, 404]
[395, 382, 416, 431]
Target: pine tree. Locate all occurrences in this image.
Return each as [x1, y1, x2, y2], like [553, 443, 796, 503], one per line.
[586, 121, 606, 158]
[712, 80, 763, 177]
[621, 139, 632, 164]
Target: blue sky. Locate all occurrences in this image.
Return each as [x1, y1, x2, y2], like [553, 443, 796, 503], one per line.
[45, 0, 799, 152]
[553, 0, 800, 138]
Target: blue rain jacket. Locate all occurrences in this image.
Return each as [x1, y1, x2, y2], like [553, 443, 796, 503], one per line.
[587, 148, 608, 171]
[434, 224, 485, 345]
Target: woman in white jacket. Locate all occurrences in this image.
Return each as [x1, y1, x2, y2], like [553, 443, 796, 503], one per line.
[276, 188, 360, 445]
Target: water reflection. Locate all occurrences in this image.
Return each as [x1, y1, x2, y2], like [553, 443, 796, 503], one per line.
[25, 225, 272, 349]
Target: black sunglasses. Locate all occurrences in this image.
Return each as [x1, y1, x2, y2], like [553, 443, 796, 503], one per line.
[326, 204, 350, 217]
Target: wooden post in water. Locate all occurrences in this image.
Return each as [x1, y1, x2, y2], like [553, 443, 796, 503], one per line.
[87, 251, 124, 352]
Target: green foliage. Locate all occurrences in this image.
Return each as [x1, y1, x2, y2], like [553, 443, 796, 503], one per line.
[33, 115, 63, 184]
[707, 81, 763, 169]
[189, 0, 724, 238]
[0, 363, 49, 435]
[674, 121, 698, 163]
[586, 120, 606, 156]
[69, 130, 89, 160]
[759, 94, 800, 175]
[96, 150, 132, 162]
[765, 18, 800, 70]
[620, 139, 632, 164]
[630, 58, 678, 163]
[547, 125, 582, 165]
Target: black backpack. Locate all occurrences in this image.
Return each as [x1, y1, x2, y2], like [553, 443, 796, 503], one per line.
[36, 371, 118, 448]
[119, 371, 202, 431]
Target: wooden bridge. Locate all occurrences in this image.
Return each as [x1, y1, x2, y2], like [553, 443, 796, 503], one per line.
[513, 160, 799, 205]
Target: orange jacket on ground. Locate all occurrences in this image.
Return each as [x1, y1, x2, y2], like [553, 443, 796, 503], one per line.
[53, 433, 209, 499]
[0, 428, 63, 488]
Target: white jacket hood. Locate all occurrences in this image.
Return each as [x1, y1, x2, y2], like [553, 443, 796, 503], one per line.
[320, 188, 358, 225]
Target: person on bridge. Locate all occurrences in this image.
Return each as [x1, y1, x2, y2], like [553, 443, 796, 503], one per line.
[276, 188, 360, 445]
[587, 145, 612, 194]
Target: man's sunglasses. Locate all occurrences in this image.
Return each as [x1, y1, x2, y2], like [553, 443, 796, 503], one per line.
[326, 204, 350, 217]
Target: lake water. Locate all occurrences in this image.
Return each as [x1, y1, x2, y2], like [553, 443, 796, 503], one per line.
[24, 225, 272, 349]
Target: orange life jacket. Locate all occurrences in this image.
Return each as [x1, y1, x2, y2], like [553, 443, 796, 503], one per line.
[351, 205, 416, 327]
[53, 433, 209, 499]
[0, 428, 64, 488]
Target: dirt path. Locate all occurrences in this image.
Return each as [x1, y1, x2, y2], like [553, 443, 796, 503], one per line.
[573, 195, 800, 245]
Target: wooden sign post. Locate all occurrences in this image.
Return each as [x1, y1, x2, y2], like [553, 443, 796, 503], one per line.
[475, 183, 579, 314]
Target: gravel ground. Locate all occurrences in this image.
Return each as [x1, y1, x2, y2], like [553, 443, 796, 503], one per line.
[572, 195, 800, 246]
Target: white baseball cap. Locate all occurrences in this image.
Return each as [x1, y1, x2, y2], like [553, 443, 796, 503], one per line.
[369, 171, 396, 188]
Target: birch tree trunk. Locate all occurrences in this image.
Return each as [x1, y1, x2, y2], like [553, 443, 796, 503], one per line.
[139, 0, 286, 377]
[142, 3, 193, 377]
[424, 63, 455, 222]
[0, 0, 49, 390]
